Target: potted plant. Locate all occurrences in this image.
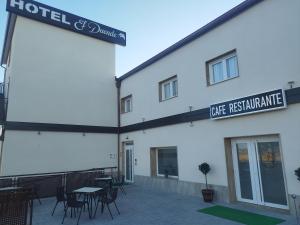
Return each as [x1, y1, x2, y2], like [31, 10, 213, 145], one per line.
[199, 162, 214, 202]
[295, 167, 300, 181]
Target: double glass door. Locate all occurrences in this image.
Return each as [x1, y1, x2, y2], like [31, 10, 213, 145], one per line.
[232, 137, 288, 209]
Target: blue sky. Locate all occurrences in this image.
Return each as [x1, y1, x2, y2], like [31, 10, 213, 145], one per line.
[0, 0, 244, 80]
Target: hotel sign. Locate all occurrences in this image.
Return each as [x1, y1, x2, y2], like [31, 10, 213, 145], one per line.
[210, 89, 286, 119]
[6, 0, 126, 46]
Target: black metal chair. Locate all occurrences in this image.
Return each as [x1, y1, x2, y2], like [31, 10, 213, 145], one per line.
[22, 183, 42, 205]
[112, 175, 126, 195]
[52, 186, 66, 216]
[62, 193, 85, 225]
[94, 188, 120, 219]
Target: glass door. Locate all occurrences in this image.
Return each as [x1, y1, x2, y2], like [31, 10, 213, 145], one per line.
[124, 144, 134, 183]
[232, 137, 288, 209]
[255, 138, 288, 208]
[232, 140, 260, 204]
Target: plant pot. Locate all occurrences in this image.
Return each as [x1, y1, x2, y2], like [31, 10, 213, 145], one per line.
[202, 189, 214, 202]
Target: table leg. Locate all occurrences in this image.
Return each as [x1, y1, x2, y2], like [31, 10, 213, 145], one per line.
[89, 194, 93, 219]
[30, 199, 33, 225]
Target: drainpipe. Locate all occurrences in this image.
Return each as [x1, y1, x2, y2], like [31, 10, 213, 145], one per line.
[0, 65, 6, 175]
[115, 77, 121, 176]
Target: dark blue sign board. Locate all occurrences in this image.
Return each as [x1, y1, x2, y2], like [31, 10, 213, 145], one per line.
[6, 0, 126, 46]
[210, 89, 286, 119]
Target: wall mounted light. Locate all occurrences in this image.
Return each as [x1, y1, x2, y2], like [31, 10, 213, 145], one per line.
[37, 131, 41, 135]
[189, 106, 194, 127]
[82, 132, 86, 136]
[142, 117, 146, 133]
[134, 158, 137, 166]
[126, 136, 129, 140]
[288, 81, 295, 89]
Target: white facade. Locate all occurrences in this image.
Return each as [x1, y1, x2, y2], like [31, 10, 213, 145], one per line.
[119, 0, 300, 211]
[1, 16, 118, 175]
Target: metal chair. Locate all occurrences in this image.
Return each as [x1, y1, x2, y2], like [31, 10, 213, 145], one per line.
[94, 187, 120, 219]
[21, 183, 41, 205]
[112, 175, 126, 195]
[62, 193, 85, 225]
[52, 186, 66, 216]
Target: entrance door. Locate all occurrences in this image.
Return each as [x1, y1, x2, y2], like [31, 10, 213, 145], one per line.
[232, 137, 288, 209]
[124, 143, 134, 183]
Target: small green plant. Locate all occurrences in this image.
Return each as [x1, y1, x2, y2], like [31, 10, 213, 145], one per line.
[295, 167, 300, 181]
[199, 162, 210, 189]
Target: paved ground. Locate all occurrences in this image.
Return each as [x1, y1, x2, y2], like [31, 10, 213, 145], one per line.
[33, 184, 298, 225]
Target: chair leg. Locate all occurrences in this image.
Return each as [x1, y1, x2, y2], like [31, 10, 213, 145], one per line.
[106, 204, 113, 219]
[101, 202, 104, 213]
[36, 192, 42, 205]
[51, 201, 59, 216]
[62, 206, 68, 224]
[113, 201, 120, 215]
[77, 207, 83, 225]
[93, 200, 100, 218]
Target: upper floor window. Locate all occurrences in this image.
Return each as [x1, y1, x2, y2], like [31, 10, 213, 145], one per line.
[159, 76, 178, 101]
[121, 95, 132, 113]
[207, 50, 239, 85]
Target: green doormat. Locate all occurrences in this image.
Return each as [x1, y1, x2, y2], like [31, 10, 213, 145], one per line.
[198, 205, 285, 225]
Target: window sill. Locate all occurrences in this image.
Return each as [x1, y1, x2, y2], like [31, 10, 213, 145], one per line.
[208, 75, 239, 86]
[155, 175, 179, 180]
[121, 111, 132, 114]
[159, 95, 178, 102]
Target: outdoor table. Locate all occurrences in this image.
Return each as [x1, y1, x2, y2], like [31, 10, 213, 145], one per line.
[73, 187, 102, 219]
[94, 177, 112, 181]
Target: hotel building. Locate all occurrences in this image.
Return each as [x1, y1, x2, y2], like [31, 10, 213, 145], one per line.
[1, 0, 300, 214]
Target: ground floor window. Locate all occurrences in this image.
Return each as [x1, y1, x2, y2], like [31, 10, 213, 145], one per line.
[156, 147, 178, 177]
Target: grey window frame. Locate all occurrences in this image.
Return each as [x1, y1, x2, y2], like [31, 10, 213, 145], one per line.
[206, 49, 239, 86]
[121, 94, 132, 113]
[159, 75, 178, 102]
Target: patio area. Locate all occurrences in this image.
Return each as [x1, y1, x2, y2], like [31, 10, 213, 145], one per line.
[32, 184, 298, 225]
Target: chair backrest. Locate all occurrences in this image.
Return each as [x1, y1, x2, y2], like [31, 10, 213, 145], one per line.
[0, 191, 31, 225]
[112, 175, 124, 185]
[66, 193, 78, 207]
[56, 186, 65, 201]
[109, 188, 118, 202]
[121, 175, 125, 184]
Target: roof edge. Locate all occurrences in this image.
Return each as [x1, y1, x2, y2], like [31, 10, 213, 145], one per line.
[117, 0, 263, 81]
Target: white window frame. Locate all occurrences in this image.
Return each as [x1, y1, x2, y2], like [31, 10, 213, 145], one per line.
[121, 95, 132, 113]
[208, 52, 239, 85]
[156, 147, 179, 178]
[160, 76, 178, 101]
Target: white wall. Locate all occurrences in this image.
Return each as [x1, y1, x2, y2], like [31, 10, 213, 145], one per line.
[120, 0, 300, 126]
[121, 104, 300, 196]
[0, 16, 119, 175]
[7, 16, 117, 126]
[1, 130, 117, 176]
